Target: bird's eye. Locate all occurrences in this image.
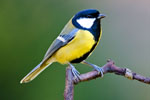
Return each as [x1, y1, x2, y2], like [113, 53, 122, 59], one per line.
[87, 15, 92, 18]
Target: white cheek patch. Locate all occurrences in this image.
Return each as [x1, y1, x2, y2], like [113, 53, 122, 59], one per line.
[77, 18, 96, 29]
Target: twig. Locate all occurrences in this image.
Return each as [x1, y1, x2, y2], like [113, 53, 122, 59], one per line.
[64, 59, 150, 100]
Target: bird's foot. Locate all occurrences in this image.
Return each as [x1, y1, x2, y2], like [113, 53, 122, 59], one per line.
[69, 63, 81, 83]
[92, 64, 104, 77]
[82, 60, 104, 77]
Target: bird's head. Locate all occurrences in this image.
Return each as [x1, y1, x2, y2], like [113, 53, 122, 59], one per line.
[72, 9, 106, 29]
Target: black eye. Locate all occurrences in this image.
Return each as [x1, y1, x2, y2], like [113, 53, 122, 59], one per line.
[87, 15, 93, 18]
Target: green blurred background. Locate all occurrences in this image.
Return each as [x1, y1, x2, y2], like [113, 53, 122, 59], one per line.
[0, 0, 150, 100]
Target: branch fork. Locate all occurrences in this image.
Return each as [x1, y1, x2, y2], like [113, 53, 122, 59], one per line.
[64, 59, 150, 100]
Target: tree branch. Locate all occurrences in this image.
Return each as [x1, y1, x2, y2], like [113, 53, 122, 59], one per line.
[64, 67, 74, 100]
[64, 59, 150, 100]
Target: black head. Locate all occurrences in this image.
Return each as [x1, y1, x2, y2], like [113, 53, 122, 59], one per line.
[72, 9, 105, 30]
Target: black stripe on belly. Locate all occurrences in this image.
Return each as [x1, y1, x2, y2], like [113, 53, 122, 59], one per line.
[70, 43, 97, 63]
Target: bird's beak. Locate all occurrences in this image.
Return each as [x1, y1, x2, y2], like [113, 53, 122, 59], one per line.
[98, 14, 106, 19]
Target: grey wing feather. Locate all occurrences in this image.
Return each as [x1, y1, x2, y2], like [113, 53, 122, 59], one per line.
[43, 28, 78, 60]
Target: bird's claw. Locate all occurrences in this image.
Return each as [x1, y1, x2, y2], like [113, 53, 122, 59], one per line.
[69, 63, 81, 83]
[71, 68, 81, 82]
[93, 65, 104, 77]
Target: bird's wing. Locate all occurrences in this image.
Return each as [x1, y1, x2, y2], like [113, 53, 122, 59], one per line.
[43, 28, 78, 61]
[20, 28, 78, 83]
[20, 29, 78, 83]
[20, 20, 78, 83]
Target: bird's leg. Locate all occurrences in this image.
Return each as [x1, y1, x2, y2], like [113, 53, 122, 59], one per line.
[68, 63, 81, 82]
[82, 60, 104, 77]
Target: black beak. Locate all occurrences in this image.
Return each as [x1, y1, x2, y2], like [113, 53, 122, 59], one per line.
[98, 14, 106, 19]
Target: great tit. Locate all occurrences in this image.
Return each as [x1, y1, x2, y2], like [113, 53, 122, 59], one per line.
[20, 9, 105, 83]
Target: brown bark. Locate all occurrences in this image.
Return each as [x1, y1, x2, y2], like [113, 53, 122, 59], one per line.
[64, 60, 150, 100]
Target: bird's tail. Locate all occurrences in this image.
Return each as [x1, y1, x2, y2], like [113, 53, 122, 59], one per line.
[20, 60, 52, 84]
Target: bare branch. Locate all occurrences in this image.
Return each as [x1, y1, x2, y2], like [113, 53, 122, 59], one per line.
[64, 59, 150, 100]
[64, 67, 74, 100]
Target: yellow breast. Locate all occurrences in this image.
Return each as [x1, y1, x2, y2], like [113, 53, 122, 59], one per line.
[53, 30, 96, 64]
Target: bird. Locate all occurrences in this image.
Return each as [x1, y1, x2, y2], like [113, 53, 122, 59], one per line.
[20, 9, 106, 83]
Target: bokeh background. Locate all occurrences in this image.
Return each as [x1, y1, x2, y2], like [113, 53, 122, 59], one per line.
[0, 0, 150, 100]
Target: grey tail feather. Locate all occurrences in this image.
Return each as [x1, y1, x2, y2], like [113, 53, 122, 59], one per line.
[20, 61, 52, 83]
